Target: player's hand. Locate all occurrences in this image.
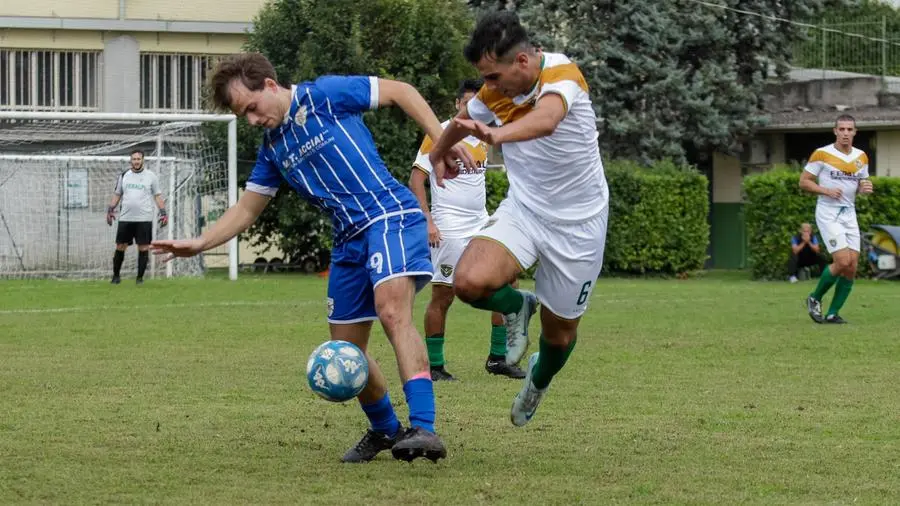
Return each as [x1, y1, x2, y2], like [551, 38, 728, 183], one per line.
[158, 208, 169, 228]
[859, 179, 874, 194]
[429, 156, 458, 189]
[453, 117, 497, 145]
[427, 219, 442, 248]
[824, 187, 843, 199]
[150, 238, 204, 262]
[106, 206, 116, 226]
[448, 142, 476, 171]
[801, 231, 811, 243]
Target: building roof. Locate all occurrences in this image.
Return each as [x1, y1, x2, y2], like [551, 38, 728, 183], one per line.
[761, 107, 900, 131]
[784, 68, 900, 85]
[760, 67, 900, 131]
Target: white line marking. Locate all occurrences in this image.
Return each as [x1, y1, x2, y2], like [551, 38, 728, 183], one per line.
[0, 299, 317, 315]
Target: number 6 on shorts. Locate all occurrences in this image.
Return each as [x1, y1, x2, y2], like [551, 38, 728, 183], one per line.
[576, 281, 592, 306]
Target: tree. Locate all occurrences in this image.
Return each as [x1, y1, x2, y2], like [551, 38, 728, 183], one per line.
[466, 0, 841, 164]
[211, 0, 474, 271]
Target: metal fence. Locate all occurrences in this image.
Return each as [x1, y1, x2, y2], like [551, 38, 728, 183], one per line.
[792, 17, 900, 92]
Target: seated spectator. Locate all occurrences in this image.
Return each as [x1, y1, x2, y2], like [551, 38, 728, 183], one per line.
[789, 222, 826, 283]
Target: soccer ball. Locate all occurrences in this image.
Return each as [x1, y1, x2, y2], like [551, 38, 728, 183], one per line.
[306, 340, 369, 402]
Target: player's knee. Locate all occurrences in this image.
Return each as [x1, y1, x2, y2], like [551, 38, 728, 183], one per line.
[453, 271, 486, 303]
[375, 300, 411, 335]
[544, 329, 577, 348]
[834, 255, 854, 273]
[435, 286, 455, 308]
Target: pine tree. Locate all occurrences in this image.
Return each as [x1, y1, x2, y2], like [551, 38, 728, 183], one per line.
[470, 0, 841, 164]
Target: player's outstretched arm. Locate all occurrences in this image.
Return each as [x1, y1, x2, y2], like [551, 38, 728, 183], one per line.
[428, 108, 475, 188]
[485, 93, 566, 145]
[377, 79, 445, 146]
[151, 191, 270, 259]
[430, 110, 470, 161]
[377, 78, 475, 180]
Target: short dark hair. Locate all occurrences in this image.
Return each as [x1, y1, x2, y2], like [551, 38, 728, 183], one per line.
[209, 52, 278, 110]
[835, 114, 856, 126]
[463, 11, 531, 64]
[457, 79, 483, 99]
[130, 149, 144, 158]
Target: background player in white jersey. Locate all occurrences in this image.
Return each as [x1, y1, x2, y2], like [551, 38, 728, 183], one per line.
[106, 150, 167, 285]
[800, 115, 874, 324]
[408, 78, 525, 381]
[427, 12, 610, 426]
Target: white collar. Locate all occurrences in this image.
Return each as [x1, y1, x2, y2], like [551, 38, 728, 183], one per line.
[283, 85, 298, 125]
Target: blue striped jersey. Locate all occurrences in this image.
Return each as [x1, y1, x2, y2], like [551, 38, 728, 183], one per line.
[246, 76, 421, 245]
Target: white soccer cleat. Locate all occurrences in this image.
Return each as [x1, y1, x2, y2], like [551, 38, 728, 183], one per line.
[510, 353, 546, 427]
[503, 290, 538, 366]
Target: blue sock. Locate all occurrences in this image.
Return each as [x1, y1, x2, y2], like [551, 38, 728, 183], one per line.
[360, 393, 400, 437]
[402, 378, 436, 434]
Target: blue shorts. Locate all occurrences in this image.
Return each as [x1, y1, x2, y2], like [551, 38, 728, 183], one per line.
[327, 212, 432, 324]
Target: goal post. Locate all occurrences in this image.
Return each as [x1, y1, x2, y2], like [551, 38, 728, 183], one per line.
[0, 111, 239, 280]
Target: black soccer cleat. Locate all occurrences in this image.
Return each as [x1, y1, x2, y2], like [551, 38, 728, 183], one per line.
[806, 296, 824, 324]
[824, 314, 848, 324]
[430, 366, 457, 382]
[485, 358, 526, 379]
[110, 276, 121, 285]
[341, 427, 403, 463]
[391, 427, 447, 463]
[136, 277, 144, 285]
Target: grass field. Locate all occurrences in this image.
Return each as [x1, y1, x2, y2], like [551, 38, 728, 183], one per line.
[1, 271, 899, 505]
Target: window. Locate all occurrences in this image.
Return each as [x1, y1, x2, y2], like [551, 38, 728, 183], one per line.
[140, 53, 218, 112]
[0, 50, 101, 111]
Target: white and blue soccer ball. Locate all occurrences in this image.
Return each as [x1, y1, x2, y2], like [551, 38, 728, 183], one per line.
[306, 340, 369, 402]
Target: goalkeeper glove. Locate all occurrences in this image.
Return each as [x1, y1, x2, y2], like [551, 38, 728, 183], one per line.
[106, 206, 116, 226]
[158, 208, 168, 227]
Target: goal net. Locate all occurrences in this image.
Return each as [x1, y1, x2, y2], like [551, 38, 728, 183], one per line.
[0, 112, 238, 280]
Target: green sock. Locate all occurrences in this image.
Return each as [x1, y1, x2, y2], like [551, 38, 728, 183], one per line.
[811, 265, 839, 301]
[470, 284, 523, 314]
[531, 335, 577, 390]
[827, 277, 854, 316]
[425, 334, 444, 367]
[489, 324, 507, 357]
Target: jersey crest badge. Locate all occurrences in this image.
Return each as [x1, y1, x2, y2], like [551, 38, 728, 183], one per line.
[294, 105, 308, 127]
[440, 264, 453, 277]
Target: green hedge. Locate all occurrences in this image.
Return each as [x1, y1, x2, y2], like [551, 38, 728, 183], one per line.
[604, 160, 709, 275]
[250, 160, 710, 275]
[490, 160, 709, 276]
[743, 167, 900, 280]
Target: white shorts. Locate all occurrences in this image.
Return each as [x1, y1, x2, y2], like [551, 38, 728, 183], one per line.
[816, 205, 860, 253]
[478, 198, 608, 319]
[430, 236, 470, 285]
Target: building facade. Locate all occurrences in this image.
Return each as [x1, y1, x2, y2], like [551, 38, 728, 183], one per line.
[1, 0, 266, 113]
